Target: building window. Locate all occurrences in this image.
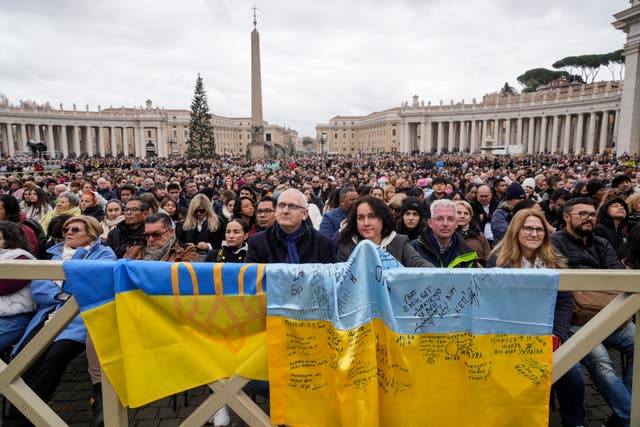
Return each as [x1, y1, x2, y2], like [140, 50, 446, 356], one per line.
[266, 133, 272, 142]
[392, 129, 396, 137]
[146, 130, 152, 138]
[184, 130, 189, 138]
[172, 130, 178, 138]
[334, 133, 338, 139]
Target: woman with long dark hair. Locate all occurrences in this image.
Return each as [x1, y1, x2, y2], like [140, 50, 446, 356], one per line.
[337, 196, 432, 267]
[21, 187, 52, 222]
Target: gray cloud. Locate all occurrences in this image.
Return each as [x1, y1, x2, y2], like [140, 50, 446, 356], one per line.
[0, 0, 628, 137]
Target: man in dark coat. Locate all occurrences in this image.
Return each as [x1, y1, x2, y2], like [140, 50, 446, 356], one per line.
[106, 196, 148, 258]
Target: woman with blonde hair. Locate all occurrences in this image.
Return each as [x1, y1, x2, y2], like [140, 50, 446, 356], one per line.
[455, 200, 490, 265]
[176, 194, 226, 260]
[487, 209, 584, 425]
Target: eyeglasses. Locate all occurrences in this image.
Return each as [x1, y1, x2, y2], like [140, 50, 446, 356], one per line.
[194, 208, 206, 214]
[521, 226, 546, 235]
[56, 200, 69, 206]
[570, 211, 597, 220]
[124, 207, 144, 213]
[63, 226, 84, 234]
[256, 208, 275, 215]
[432, 216, 456, 223]
[144, 228, 170, 240]
[276, 203, 306, 211]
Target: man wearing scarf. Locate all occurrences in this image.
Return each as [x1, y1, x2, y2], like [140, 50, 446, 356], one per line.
[123, 212, 197, 262]
[246, 188, 335, 264]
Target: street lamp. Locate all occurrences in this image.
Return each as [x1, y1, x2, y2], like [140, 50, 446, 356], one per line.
[320, 132, 328, 158]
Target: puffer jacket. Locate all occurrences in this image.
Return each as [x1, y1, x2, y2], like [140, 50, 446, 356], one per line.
[551, 230, 624, 270]
[594, 197, 629, 259]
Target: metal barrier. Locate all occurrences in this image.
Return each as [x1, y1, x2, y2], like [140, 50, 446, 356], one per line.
[1, 261, 639, 426]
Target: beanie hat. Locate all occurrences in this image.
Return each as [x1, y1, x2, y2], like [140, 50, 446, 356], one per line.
[504, 182, 526, 200]
[522, 178, 536, 190]
[416, 178, 428, 188]
[586, 179, 605, 197]
[399, 197, 423, 218]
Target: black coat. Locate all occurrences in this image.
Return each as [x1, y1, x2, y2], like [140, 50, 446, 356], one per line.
[176, 216, 226, 252]
[105, 221, 146, 259]
[246, 223, 335, 264]
[551, 230, 624, 270]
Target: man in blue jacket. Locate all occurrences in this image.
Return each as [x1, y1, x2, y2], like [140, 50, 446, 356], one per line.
[319, 186, 358, 239]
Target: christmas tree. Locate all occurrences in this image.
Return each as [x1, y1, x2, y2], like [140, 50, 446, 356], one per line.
[187, 74, 216, 159]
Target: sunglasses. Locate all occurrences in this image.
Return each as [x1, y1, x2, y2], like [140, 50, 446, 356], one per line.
[194, 208, 206, 214]
[144, 228, 171, 240]
[63, 226, 84, 234]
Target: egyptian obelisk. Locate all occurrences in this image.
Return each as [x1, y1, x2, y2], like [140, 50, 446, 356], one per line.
[248, 6, 269, 159]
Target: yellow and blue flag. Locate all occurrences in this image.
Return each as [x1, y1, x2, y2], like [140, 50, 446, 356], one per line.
[64, 259, 267, 408]
[266, 240, 558, 427]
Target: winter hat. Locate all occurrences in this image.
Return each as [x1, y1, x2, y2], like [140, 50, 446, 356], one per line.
[399, 197, 423, 218]
[586, 179, 605, 197]
[504, 182, 526, 200]
[522, 178, 536, 190]
[416, 178, 428, 188]
[611, 174, 631, 189]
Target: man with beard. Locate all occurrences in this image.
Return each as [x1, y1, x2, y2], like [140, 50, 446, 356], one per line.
[551, 197, 631, 427]
[539, 188, 571, 231]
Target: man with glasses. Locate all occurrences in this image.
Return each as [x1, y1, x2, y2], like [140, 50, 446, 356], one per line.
[123, 212, 197, 261]
[106, 196, 149, 258]
[249, 196, 276, 236]
[471, 184, 498, 247]
[247, 189, 334, 264]
[411, 199, 478, 268]
[551, 197, 632, 427]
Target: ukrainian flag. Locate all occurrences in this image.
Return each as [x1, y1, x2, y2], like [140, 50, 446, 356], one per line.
[266, 240, 557, 427]
[64, 260, 267, 408]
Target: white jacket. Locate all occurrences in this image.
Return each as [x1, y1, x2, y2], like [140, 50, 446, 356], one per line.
[0, 248, 37, 316]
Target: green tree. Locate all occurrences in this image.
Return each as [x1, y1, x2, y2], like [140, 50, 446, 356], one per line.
[187, 74, 216, 159]
[500, 82, 518, 95]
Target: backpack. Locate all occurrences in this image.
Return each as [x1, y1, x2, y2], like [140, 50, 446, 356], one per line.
[23, 218, 48, 260]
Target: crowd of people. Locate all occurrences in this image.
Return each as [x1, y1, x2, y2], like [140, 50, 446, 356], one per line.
[1, 151, 640, 427]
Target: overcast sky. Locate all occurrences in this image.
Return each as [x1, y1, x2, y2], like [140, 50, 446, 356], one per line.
[0, 0, 629, 137]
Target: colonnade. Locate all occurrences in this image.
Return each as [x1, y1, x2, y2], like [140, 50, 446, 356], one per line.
[403, 109, 618, 155]
[0, 122, 164, 158]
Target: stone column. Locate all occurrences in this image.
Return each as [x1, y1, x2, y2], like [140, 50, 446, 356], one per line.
[72, 126, 81, 155]
[562, 115, 572, 153]
[539, 116, 548, 154]
[470, 120, 478, 153]
[574, 113, 585, 155]
[586, 112, 597, 154]
[47, 125, 55, 152]
[459, 121, 467, 153]
[109, 126, 118, 157]
[436, 122, 444, 153]
[6, 123, 15, 156]
[613, 3, 640, 155]
[60, 125, 69, 158]
[504, 119, 511, 147]
[424, 121, 433, 153]
[515, 118, 522, 147]
[494, 119, 501, 146]
[481, 120, 488, 149]
[401, 121, 409, 153]
[550, 116, 560, 153]
[135, 127, 143, 157]
[19, 124, 27, 151]
[122, 127, 129, 156]
[1, 124, 8, 156]
[599, 111, 609, 154]
[98, 126, 105, 157]
[613, 109, 620, 151]
[447, 122, 454, 152]
[34, 124, 41, 143]
[527, 117, 535, 153]
[85, 126, 94, 156]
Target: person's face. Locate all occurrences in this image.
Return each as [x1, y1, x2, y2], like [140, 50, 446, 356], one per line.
[97, 180, 108, 190]
[239, 189, 253, 199]
[155, 187, 167, 199]
[537, 179, 548, 192]
[564, 179, 576, 191]
[607, 202, 627, 221]
[186, 182, 197, 195]
[304, 190, 313, 202]
[523, 186, 534, 198]
[226, 199, 236, 212]
[402, 210, 421, 230]
[106, 203, 122, 220]
[356, 202, 383, 244]
[456, 205, 472, 228]
[256, 201, 276, 228]
[124, 201, 147, 226]
[518, 216, 546, 256]
[82, 183, 93, 193]
[120, 190, 133, 203]
[592, 188, 605, 204]
[28, 191, 39, 203]
[466, 186, 477, 201]
[477, 187, 492, 205]
[144, 221, 174, 250]
[63, 221, 92, 249]
[276, 191, 308, 233]
[163, 201, 176, 216]
[432, 182, 446, 195]
[385, 188, 395, 201]
[55, 197, 71, 213]
[47, 182, 56, 192]
[80, 195, 95, 211]
[340, 191, 358, 211]
[495, 181, 507, 193]
[240, 199, 255, 218]
[168, 189, 180, 202]
[194, 205, 207, 220]
[550, 198, 567, 215]
[564, 204, 597, 238]
[428, 206, 457, 242]
[312, 177, 321, 188]
[225, 221, 248, 248]
[617, 180, 632, 192]
[371, 189, 384, 200]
